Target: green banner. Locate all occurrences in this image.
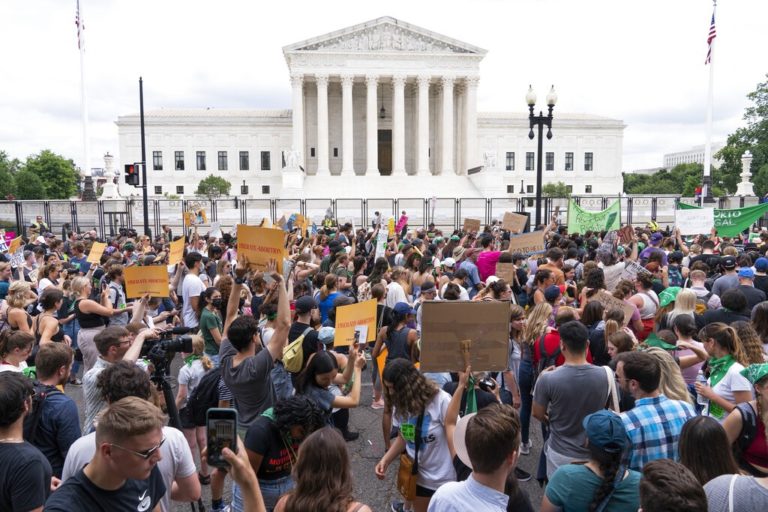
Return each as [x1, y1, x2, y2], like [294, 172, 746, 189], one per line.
[678, 202, 768, 237]
[567, 199, 621, 234]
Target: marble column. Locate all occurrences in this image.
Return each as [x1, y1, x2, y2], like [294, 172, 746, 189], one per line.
[365, 75, 378, 175]
[290, 73, 304, 169]
[392, 74, 406, 175]
[441, 76, 455, 175]
[341, 74, 354, 176]
[315, 74, 329, 175]
[464, 76, 479, 174]
[417, 75, 430, 175]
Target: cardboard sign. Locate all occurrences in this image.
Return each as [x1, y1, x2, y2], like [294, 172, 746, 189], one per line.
[619, 260, 651, 282]
[87, 242, 106, 264]
[463, 218, 481, 233]
[168, 238, 185, 266]
[236, 224, 286, 273]
[618, 225, 635, 245]
[495, 262, 517, 284]
[507, 230, 546, 256]
[8, 236, 23, 255]
[675, 207, 715, 236]
[184, 209, 207, 227]
[419, 301, 510, 372]
[276, 215, 287, 229]
[334, 299, 377, 347]
[124, 265, 169, 298]
[589, 291, 635, 326]
[502, 212, 527, 233]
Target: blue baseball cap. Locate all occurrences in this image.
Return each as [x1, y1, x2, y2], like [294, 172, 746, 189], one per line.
[393, 302, 417, 315]
[582, 410, 628, 453]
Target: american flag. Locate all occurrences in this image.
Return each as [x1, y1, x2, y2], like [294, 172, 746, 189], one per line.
[75, 0, 84, 50]
[705, 10, 716, 64]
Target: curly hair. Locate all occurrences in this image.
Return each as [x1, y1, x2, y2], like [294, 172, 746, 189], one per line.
[731, 321, 766, 365]
[522, 302, 552, 345]
[382, 358, 438, 418]
[274, 395, 326, 435]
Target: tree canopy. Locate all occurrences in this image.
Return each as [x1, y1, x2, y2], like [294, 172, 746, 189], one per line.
[622, 163, 727, 196]
[195, 175, 231, 199]
[14, 170, 45, 200]
[24, 150, 79, 199]
[541, 181, 571, 197]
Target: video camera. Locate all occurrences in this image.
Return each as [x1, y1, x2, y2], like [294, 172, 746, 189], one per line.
[142, 326, 194, 377]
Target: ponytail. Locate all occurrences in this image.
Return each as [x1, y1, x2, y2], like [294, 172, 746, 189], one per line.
[587, 445, 624, 512]
[319, 274, 336, 301]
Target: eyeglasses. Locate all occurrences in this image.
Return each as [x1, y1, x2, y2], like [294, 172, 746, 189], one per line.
[110, 436, 166, 460]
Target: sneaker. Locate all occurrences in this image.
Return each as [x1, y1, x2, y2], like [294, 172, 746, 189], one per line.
[371, 398, 385, 410]
[210, 505, 230, 512]
[514, 467, 532, 482]
[342, 430, 360, 442]
[390, 502, 405, 512]
[68, 378, 82, 386]
[519, 440, 531, 455]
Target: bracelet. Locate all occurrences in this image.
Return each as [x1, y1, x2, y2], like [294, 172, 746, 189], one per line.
[235, 277, 246, 285]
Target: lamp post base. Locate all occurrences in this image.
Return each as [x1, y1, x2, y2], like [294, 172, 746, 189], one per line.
[702, 175, 716, 204]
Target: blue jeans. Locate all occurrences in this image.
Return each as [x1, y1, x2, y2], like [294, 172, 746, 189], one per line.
[518, 358, 535, 444]
[63, 318, 81, 377]
[422, 372, 451, 388]
[232, 475, 293, 512]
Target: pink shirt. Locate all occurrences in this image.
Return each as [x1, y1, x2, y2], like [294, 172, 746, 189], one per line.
[477, 250, 502, 282]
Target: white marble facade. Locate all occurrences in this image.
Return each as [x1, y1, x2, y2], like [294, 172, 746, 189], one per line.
[116, 17, 625, 199]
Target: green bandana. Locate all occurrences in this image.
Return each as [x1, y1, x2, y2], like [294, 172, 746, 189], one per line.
[465, 376, 478, 415]
[184, 354, 201, 367]
[740, 363, 768, 385]
[644, 333, 677, 351]
[707, 354, 735, 419]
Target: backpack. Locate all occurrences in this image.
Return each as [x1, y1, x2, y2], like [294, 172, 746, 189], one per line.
[735, 402, 758, 452]
[694, 291, 713, 315]
[186, 366, 222, 427]
[22, 382, 62, 445]
[667, 265, 684, 288]
[535, 333, 561, 377]
[282, 327, 313, 374]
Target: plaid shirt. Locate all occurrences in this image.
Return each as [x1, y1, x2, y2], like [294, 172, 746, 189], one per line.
[621, 395, 696, 471]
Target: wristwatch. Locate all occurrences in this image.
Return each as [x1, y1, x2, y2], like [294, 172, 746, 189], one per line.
[235, 277, 246, 285]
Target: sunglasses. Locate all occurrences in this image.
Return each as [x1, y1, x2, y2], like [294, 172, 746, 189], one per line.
[110, 436, 166, 460]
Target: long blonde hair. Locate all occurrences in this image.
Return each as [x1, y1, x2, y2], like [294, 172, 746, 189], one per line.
[522, 303, 552, 345]
[666, 289, 696, 326]
[644, 347, 693, 404]
[6, 281, 31, 309]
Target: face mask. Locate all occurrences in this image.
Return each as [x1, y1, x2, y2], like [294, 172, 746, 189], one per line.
[211, 298, 222, 308]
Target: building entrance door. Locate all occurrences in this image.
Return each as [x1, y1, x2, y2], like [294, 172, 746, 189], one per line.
[378, 130, 392, 176]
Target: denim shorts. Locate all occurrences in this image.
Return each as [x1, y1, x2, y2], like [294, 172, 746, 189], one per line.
[232, 474, 294, 512]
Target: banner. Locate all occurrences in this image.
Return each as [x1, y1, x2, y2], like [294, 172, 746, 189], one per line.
[236, 224, 286, 273]
[507, 230, 545, 255]
[86, 242, 106, 264]
[168, 238, 185, 266]
[334, 299, 377, 347]
[501, 212, 527, 233]
[678, 202, 768, 237]
[124, 265, 169, 298]
[675, 207, 715, 235]
[462, 218, 481, 233]
[567, 200, 621, 234]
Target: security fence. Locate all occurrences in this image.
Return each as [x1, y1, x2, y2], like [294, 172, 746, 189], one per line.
[0, 195, 760, 240]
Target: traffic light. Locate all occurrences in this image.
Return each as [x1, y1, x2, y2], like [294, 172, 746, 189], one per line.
[124, 163, 140, 186]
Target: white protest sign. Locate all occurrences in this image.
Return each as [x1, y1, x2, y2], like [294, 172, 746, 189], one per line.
[619, 260, 652, 282]
[210, 222, 222, 239]
[374, 229, 388, 260]
[675, 208, 714, 236]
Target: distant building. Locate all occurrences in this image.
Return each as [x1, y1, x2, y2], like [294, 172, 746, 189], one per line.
[663, 142, 724, 170]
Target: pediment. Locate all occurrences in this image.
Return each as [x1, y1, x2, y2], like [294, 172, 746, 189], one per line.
[283, 16, 486, 55]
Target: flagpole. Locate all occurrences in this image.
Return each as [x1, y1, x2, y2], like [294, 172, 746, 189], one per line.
[702, 0, 717, 204]
[77, 0, 91, 179]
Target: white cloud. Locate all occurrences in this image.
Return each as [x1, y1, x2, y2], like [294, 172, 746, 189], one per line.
[0, 0, 764, 174]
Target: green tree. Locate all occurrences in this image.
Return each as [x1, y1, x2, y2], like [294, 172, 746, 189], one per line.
[542, 181, 571, 197]
[0, 151, 22, 174]
[195, 175, 231, 199]
[0, 151, 20, 198]
[623, 163, 704, 195]
[14, 169, 45, 200]
[716, 73, 768, 194]
[752, 163, 768, 197]
[24, 150, 79, 199]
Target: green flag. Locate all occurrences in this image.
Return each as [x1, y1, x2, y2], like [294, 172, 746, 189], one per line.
[567, 199, 621, 234]
[678, 202, 768, 237]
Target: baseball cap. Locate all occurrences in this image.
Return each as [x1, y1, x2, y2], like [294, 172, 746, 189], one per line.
[721, 256, 737, 270]
[318, 326, 335, 345]
[485, 276, 500, 285]
[649, 232, 663, 244]
[453, 412, 477, 470]
[294, 296, 317, 314]
[755, 257, 768, 272]
[442, 257, 456, 268]
[582, 410, 628, 453]
[393, 302, 417, 315]
[544, 285, 561, 302]
[450, 235, 461, 242]
[738, 268, 755, 279]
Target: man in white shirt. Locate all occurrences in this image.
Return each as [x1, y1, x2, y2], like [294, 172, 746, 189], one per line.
[182, 252, 206, 328]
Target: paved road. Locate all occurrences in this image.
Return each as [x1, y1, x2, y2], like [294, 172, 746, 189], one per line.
[68, 357, 546, 511]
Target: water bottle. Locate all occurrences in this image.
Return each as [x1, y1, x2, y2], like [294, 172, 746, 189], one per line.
[696, 370, 709, 408]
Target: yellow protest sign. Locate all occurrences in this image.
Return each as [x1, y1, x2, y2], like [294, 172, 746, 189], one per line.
[168, 238, 185, 266]
[387, 218, 395, 237]
[124, 265, 169, 298]
[334, 299, 377, 347]
[87, 242, 106, 264]
[236, 224, 286, 273]
[376, 346, 388, 382]
[8, 236, 23, 255]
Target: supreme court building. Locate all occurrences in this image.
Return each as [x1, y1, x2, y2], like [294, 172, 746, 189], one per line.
[116, 17, 625, 199]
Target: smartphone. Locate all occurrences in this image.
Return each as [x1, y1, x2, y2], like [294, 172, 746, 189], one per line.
[206, 408, 238, 468]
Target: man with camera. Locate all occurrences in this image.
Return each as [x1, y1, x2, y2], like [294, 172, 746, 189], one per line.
[82, 325, 160, 433]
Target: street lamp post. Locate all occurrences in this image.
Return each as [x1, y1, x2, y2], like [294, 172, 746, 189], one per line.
[527, 85, 557, 228]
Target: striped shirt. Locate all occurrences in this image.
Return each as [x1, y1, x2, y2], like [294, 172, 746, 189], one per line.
[621, 395, 696, 471]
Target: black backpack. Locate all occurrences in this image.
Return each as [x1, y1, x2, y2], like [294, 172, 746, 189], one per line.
[735, 401, 758, 452]
[187, 366, 222, 427]
[22, 382, 62, 445]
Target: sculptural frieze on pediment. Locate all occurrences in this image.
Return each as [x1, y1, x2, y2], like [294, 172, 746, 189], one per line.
[296, 24, 473, 54]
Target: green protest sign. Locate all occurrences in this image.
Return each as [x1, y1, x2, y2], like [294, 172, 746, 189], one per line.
[678, 202, 768, 237]
[567, 199, 621, 234]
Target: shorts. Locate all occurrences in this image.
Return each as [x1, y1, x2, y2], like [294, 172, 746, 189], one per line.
[416, 485, 436, 498]
[179, 406, 196, 429]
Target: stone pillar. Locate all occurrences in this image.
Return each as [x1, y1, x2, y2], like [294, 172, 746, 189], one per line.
[315, 74, 329, 175]
[290, 73, 304, 168]
[341, 74, 354, 176]
[392, 74, 406, 175]
[417, 75, 430, 175]
[365, 75, 379, 175]
[441, 76, 455, 175]
[464, 76, 479, 175]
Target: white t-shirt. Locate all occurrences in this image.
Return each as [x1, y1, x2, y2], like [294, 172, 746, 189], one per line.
[38, 278, 55, 293]
[178, 358, 207, 408]
[0, 361, 26, 373]
[61, 425, 196, 512]
[393, 390, 456, 491]
[440, 282, 470, 301]
[599, 262, 626, 292]
[386, 281, 409, 308]
[706, 361, 754, 421]
[181, 273, 205, 328]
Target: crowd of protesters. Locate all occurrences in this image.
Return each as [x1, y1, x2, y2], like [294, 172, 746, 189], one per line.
[1, 210, 768, 512]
